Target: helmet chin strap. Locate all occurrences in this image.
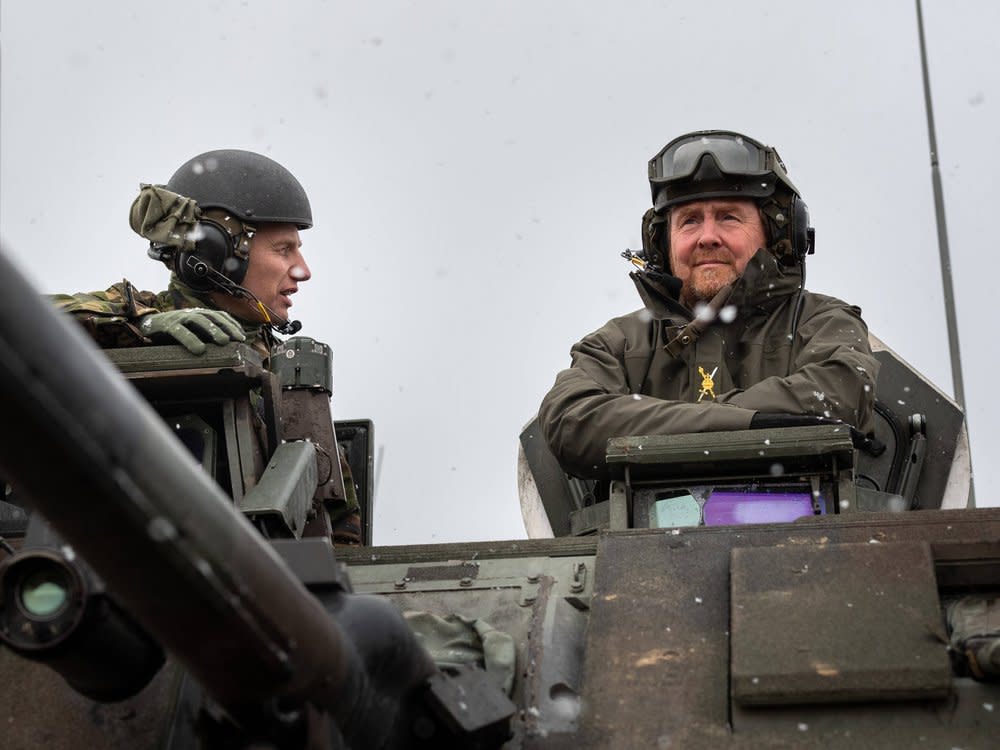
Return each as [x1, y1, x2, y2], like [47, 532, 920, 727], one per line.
[188, 255, 302, 336]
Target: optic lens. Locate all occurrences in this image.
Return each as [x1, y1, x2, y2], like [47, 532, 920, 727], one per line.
[19, 568, 69, 617]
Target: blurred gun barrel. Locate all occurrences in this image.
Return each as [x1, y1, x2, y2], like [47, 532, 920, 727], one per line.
[0, 245, 429, 745]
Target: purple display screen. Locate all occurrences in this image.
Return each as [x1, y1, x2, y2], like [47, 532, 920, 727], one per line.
[702, 491, 820, 526]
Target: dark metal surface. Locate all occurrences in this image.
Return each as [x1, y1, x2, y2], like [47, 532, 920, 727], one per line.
[338, 536, 600, 566]
[425, 666, 517, 743]
[271, 337, 335, 394]
[0, 649, 182, 750]
[108, 343, 278, 501]
[520, 417, 594, 537]
[281, 389, 349, 507]
[335, 419, 376, 546]
[573, 509, 1000, 748]
[863, 349, 966, 509]
[730, 541, 950, 704]
[606, 424, 855, 479]
[238, 440, 318, 537]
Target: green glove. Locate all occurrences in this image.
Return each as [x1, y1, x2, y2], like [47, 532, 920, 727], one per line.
[138, 308, 246, 354]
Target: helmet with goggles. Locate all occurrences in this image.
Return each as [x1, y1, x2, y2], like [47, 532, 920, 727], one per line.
[644, 130, 814, 270]
[648, 130, 800, 211]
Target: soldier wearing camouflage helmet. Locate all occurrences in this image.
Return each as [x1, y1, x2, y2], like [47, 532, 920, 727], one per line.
[538, 130, 879, 479]
[52, 149, 362, 543]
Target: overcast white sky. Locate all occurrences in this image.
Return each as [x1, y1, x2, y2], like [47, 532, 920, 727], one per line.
[2, 1, 997, 544]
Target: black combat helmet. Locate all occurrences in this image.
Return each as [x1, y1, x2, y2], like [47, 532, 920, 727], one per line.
[642, 130, 814, 271]
[648, 130, 801, 211]
[167, 149, 313, 229]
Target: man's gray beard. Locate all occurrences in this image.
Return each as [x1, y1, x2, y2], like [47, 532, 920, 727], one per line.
[681, 275, 731, 308]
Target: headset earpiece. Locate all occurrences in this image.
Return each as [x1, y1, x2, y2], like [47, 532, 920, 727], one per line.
[173, 219, 249, 290]
[759, 194, 815, 264]
[790, 197, 815, 258]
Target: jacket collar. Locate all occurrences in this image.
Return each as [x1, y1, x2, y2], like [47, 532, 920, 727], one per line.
[631, 248, 804, 321]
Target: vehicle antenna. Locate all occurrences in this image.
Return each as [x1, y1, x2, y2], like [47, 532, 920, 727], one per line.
[915, 0, 975, 505]
[915, 0, 965, 407]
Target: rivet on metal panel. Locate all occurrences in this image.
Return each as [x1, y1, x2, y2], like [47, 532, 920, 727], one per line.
[520, 580, 540, 606]
[570, 562, 587, 593]
[527, 573, 540, 583]
[394, 578, 407, 590]
[459, 577, 473, 587]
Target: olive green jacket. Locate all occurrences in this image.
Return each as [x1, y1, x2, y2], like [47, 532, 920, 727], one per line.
[538, 250, 879, 479]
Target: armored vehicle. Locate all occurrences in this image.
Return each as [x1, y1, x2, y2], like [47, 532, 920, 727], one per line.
[1, 243, 998, 749]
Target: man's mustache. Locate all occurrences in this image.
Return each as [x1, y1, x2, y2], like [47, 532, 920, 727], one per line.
[691, 251, 734, 266]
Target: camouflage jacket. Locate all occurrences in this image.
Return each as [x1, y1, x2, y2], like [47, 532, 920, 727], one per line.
[50, 276, 276, 358]
[538, 249, 879, 479]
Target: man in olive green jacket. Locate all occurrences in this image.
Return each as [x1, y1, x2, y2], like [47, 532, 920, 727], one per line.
[539, 131, 878, 479]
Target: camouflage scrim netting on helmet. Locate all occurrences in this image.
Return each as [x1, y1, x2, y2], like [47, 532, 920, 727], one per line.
[129, 184, 202, 251]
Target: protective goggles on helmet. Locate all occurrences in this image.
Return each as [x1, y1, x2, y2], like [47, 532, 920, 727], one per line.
[647, 130, 799, 212]
[649, 131, 775, 182]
